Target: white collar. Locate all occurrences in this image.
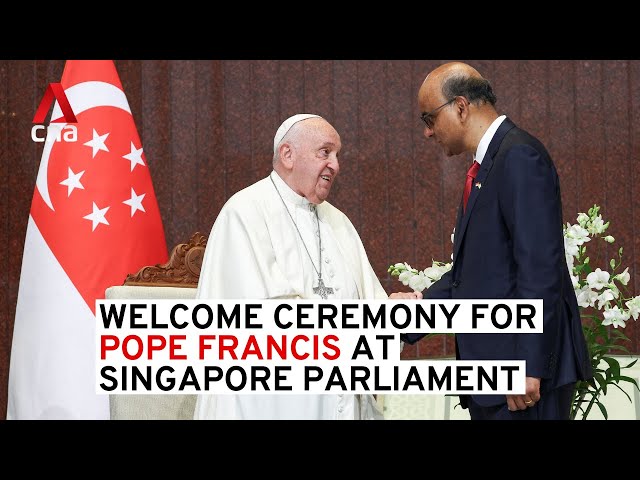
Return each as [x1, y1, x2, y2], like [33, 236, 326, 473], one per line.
[474, 115, 506, 165]
[270, 171, 313, 207]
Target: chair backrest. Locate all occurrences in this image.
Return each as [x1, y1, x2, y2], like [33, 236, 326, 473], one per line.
[124, 232, 207, 287]
[104, 232, 207, 420]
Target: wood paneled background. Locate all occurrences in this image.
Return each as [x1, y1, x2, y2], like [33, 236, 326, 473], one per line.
[1, 60, 639, 418]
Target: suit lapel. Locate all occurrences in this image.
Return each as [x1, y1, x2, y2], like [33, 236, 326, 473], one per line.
[452, 117, 516, 262]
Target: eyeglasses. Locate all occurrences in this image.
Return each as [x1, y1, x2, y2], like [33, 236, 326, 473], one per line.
[420, 97, 456, 129]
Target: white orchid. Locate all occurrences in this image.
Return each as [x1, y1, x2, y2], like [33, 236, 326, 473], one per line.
[586, 268, 610, 290]
[615, 267, 630, 286]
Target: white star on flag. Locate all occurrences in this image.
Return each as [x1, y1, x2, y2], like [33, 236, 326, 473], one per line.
[8, 60, 168, 421]
[83, 201, 110, 231]
[59, 167, 85, 196]
[83, 128, 110, 158]
[123, 187, 146, 217]
[123, 142, 145, 171]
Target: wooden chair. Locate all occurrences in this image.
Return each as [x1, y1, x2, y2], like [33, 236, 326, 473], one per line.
[104, 232, 207, 420]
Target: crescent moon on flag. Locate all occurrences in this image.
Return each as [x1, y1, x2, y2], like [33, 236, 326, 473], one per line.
[36, 81, 132, 211]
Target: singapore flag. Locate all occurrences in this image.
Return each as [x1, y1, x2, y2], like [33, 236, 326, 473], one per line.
[7, 61, 168, 419]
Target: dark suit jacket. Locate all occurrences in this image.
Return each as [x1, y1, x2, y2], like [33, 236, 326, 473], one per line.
[402, 117, 593, 407]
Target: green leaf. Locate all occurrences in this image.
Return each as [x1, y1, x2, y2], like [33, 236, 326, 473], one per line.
[596, 401, 608, 420]
[594, 372, 608, 394]
[617, 375, 640, 390]
[602, 356, 621, 376]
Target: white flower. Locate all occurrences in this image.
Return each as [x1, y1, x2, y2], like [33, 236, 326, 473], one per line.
[614, 267, 630, 286]
[408, 272, 430, 292]
[596, 288, 617, 310]
[576, 285, 598, 308]
[588, 215, 606, 235]
[625, 296, 640, 321]
[570, 272, 580, 290]
[586, 268, 610, 290]
[564, 236, 581, 258]
[604, 235, 615, 243]
[398, 270, 413, 286]
[565, 223, 591, 245]
[602, 305, 629, 329]
[577, 212, 589, 227]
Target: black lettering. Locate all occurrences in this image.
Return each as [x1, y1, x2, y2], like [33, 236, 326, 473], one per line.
[99, 366, 117, 391]
[517, 304, 536, 329]
[326, 366, 347, 390]
[416, 303, 436, 329]
[472, 304, 488, 329]
[99, 303, 126, 328]
[351, 335, 373, 359]
[478, 365, 497, 391]
[440, 303, 460, 329]
[456, 365, 473, 391]
[274, 303, 292, 329]
[171, 303, 189, 328]
[376, 334, 394, 360]
[318, 304, 338, 328]
[178, 366, 199, 390]
[403, 366, 424, 390]
[246, 304, 262, 328]
[390, 304, 411, 329]
[491, 304, 512, 329]
[363, 303, 385, 328]
[351, 367, 370, 390]
[304, 366, 323, 390]
[428, 365, 451, 391]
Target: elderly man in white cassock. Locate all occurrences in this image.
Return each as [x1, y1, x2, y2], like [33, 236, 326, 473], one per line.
[193, 113, 408, 420]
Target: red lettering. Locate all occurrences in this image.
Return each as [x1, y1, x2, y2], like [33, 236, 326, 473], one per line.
[219, 335, 238, 359]
[100, 335, 120, 359]
[198, 335, 217, 359]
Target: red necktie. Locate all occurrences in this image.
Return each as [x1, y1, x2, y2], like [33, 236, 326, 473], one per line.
[463, 161, 481, 213]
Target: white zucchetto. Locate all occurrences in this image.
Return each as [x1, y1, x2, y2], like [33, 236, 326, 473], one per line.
[273, 113, 322, 154]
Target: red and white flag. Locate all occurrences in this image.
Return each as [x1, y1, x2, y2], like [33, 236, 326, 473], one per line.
[8, 60, 168, 419]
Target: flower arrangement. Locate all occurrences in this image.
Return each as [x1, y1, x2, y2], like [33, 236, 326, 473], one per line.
[389, 205, 639, 420]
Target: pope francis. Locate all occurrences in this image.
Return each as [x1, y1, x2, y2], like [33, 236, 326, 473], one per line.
[193, 114, 389, 420]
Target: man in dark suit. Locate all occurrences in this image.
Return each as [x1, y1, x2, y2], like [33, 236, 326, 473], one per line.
[401, 62, 593, 420]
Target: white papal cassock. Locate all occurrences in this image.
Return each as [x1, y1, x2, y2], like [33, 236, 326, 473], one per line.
[194, 171, 387, 420]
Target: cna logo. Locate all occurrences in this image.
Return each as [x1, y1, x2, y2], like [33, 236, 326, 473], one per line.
[31, 83, 78, 143]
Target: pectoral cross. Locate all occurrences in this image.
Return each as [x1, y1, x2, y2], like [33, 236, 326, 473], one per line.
[313, 276, 334, 299]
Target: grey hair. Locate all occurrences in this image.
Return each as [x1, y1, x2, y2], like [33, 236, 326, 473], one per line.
[441, 74, 497, 106]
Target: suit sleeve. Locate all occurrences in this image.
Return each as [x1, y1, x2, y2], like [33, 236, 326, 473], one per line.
[500, 144, 564, 378]
[400, 269, 453, 345]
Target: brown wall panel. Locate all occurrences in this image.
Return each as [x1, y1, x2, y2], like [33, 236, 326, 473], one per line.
[548, 60, 577, 225]
[169, 61, 198, 249]
[332, 60, 361, 232]
[2, 59, 640, 417]
[386, 60, 416, 284]
[141, 60, 171, 253]
[631, 62, 640, 354]
[223, 61, 253, 198]
[4, 61, 39, 419]
[358, 61, 387, 282]
[251, 61, 279, 181]
[0, 59, 8, 420]
[195, 61, 225, 238]
[603, 60, 635, 351]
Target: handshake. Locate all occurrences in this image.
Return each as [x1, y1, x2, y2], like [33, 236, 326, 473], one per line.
[389, 291, 422, 300]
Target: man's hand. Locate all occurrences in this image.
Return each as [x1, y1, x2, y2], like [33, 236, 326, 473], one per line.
[506, 376, 541, 411]
[389, 291, 422, 299]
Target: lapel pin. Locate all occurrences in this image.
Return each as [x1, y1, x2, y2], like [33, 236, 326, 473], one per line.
[475, 182, 482, 189]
